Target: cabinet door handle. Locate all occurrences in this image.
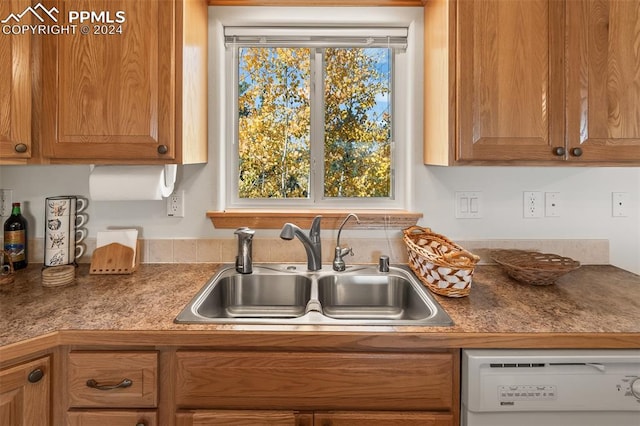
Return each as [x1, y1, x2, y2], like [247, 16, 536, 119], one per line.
[14, 143, 28, 153]
[157, 144, 168, 154]
[570, 147, 583, 157]
[86, 378, 133, 390]
[552, 147, 565, 156]
[28, 368, 44, 383]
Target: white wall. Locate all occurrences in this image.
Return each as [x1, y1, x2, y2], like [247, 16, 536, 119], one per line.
[1, 162, 638, 273]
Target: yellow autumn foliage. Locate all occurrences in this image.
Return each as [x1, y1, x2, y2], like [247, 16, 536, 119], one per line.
[238, 47, 391, 199]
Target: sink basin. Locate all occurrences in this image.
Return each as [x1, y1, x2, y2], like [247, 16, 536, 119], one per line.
[196, 273, 312, 318]
[175, 264, 453, 326]
[318, 274, 434, 321]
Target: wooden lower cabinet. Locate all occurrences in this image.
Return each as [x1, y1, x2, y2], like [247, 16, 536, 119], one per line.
[57, 348, 458, 425]
[175, 410, 451, 426]
[0, 356, 50, 426]
[174, 350, 458, 426]
[67, 410, 157, 426]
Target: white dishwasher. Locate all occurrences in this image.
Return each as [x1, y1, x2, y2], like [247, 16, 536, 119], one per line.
[462, 349, 640, 426]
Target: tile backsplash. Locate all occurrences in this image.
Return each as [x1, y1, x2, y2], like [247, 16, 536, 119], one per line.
[30, 237, 610, 266]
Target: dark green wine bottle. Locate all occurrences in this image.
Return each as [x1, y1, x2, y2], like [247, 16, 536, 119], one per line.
[4, 202, 28, 270]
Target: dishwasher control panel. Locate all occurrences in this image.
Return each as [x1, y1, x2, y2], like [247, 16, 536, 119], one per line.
[498, 385, 557, 403]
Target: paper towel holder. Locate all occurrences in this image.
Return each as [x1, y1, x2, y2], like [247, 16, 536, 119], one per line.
[88, 164, 178, 198]
[164, 164, 177, 189]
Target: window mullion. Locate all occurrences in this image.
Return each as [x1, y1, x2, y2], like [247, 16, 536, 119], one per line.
[310, 48, 325, 204]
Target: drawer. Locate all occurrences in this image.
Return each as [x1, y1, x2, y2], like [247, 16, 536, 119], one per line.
[68, 351, 158, 408]
[176, 410, 313, 426]
[314, 411, 454, 426]
[67, 410, 157, 426]
[175, 351, 454, 411]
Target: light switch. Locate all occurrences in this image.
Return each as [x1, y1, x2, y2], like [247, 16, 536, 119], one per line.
[455, 191, 482, 219]
[470, 197, 479, 213]
[460, 197, 469, 213]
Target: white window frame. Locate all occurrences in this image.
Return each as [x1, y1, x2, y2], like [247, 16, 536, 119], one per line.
[209, 6, 423, 212]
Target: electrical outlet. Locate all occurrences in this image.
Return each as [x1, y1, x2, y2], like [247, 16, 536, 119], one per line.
[612, 192, 629, 217]
[167, 190, 185, 217]
[545, 192, 560, 217]
[0, 189, 12, 217]
[523, 191, 543, 218]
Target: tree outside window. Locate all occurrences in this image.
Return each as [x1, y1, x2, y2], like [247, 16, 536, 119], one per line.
[237, 47, 392, 201]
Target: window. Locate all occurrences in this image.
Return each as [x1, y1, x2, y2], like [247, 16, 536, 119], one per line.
[212, 8, 422, 211]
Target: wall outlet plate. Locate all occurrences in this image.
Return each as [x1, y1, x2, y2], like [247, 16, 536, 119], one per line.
[612, 192, 629, 217]
[167, 190, 185, 218]
[523, 191, 543, 218]
[545, 192, 560, 217]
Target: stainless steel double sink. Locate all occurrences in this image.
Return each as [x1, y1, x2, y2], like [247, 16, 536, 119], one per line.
[175, 264, 453, 326]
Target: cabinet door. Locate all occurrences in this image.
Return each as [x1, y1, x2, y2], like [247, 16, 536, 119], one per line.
[0, 356, 50, 426]
[176, 410, 313, 426]
[314, 411, 452, 426]
[67, 410, 157, 426]
[457, 0, 565, 162]
[41, 0, 175, 161]
[0, 0, 32, 162]
[566, 0, 640, 162]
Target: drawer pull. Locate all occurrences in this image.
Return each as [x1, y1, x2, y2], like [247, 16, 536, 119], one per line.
[86, 378, 133, 390]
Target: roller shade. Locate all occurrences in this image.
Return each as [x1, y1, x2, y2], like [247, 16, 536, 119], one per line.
[224, 26, 408, 50]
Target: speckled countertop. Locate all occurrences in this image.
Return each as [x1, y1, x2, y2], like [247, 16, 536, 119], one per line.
[1, 263, 639, 349]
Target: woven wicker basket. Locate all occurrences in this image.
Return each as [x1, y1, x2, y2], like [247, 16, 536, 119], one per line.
[403, 226, 480, 297]
[491, 249, 580, 286]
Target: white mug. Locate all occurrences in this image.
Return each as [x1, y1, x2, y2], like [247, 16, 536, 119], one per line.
[46, 196, 87, 218]
[75, 197, 88, 213]
[75, 244, 86, 260]
[75, 214, 88, 228]
[75, 228, 87, 245]
[45, 196, 90, 266]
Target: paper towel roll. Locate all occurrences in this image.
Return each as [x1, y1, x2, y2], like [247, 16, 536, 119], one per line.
[89, 165, 176, 200]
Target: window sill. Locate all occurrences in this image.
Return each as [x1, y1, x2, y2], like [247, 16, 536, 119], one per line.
[206, 210, 422, 230]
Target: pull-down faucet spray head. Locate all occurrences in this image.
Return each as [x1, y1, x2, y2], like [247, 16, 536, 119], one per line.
[279, 216, 323, 271]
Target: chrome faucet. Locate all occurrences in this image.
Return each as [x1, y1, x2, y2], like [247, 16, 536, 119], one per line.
[333, 213, 360, 271]
[234, 227, 255, 274]
[280, 216, 322, 271]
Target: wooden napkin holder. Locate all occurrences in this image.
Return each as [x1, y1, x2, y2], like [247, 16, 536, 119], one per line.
[90, 241, 140, 275]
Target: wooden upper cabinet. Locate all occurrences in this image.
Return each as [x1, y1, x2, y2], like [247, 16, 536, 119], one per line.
[565, 0, 640, 163]
[424, 0, 640, 165]
[456, 0, 565, 162]
[40, 0, 207, 164]
[0, 0, 33, 163]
